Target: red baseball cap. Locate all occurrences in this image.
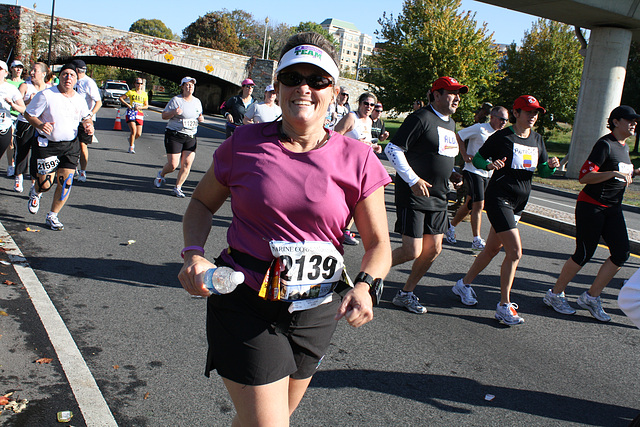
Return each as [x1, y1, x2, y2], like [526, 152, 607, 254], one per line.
[513, 95, 546, 114]
[241, 78, 255, 86]
[431, 76, 468, 94]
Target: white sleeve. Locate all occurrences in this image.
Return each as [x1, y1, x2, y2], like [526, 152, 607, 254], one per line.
[619, 268, 640, 329]
[88, 80, 101, 102]
[25, 90, 47, 117]
[384, 142, 420, 186]
[245, 102, 256, 119]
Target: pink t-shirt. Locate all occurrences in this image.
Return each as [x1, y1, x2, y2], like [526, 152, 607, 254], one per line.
[214, 121, 391, 290]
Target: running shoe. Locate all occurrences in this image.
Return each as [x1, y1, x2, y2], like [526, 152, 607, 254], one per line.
[154, 170, 165, 188]
[343, 229, 359, 246]
[543, 289, 576, 315]
[392, 291, 427, 314]
[495, 302, 525, 325]
[471, 237, 486, 251]
[577, 291, 611, 322]
[128, 146, 135, 154]
[445, 226, 456, 244]
[45, 213, 64, 231]
[28, 188, 41, 214]
[6, 165, 15, 177]
[77, 170, 87, 182]
[452, 278, 478, 306]
[14, 175, 23, 193]
[173, 187, 186, 198]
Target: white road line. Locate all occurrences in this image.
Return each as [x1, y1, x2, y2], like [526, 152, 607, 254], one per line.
[529, 196, 576, 210]
[0, 222, 117, 426]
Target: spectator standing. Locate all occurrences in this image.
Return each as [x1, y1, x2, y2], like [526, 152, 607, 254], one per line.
[243, 84, 281, 124]
[154, 77, 204, 198]
[454, 95, 559, 324]
[119, 78, 148, 153]
[24, 62, 94, 231]
[446, 106, 509, 250]
[370, 102, 389, 143]
[412, 99, 424, 112]
[71, 59, 102, 182]
[545, 106, 639, 322]
[384, 76, 467, 314]
[221, 78, 255, 138]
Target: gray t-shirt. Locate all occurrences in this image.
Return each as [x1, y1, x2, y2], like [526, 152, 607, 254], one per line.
[164, 95, 203, 136]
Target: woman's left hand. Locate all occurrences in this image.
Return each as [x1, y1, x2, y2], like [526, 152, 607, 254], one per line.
[335, 283, 373, 327]
[548, 156, 560, 169]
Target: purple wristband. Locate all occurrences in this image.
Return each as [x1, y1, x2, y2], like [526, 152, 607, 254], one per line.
[181, 246, 205, 259]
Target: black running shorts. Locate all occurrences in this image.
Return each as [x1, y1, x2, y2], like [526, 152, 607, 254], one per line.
[394, 206, 449, 238]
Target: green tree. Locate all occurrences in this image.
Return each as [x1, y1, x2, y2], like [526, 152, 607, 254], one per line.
[367, 0, 502, 124]
[622, 42, 640, 152]
[181, 12, 240, 53]
[290, 22, 338, 50]
[129, 18, 176, 40]
[222, 9, 262, 57]
[267, 23, 293, 60]
[497, 19, 584, 135]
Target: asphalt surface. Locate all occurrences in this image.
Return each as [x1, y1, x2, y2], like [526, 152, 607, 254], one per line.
[0, 108, 639, 426]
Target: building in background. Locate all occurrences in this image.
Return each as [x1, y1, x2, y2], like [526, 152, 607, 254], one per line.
[320, 18, 374, 74]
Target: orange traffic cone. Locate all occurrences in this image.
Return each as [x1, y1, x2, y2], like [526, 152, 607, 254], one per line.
[113, 109, 122, 130]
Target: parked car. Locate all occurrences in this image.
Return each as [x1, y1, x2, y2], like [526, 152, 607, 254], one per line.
[100, 80, 129, 107]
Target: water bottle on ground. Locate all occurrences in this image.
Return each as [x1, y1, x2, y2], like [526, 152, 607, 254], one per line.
[203, 266, 245, 295]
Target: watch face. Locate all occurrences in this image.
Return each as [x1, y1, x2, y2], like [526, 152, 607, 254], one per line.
[371, 278, 383, 305]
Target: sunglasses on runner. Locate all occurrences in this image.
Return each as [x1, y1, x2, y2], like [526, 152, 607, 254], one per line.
[278, 72, 334, 90]
[362, 101, 375, 107]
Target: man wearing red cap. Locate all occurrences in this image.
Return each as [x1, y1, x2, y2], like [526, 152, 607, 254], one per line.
[384, 76, 467, 314]
[221, 78, 256, 138]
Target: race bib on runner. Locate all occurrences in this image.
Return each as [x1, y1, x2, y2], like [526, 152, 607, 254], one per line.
[511, 143, 539, 171]
[617, 162, 634, 182]
[182, 118, 198, 130]
[37, 155, 60, 175]
[263, 241, 344, 311]
[437, 127, 458, 157]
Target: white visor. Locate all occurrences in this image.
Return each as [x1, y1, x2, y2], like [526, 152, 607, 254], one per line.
[275, 45, 339, 82]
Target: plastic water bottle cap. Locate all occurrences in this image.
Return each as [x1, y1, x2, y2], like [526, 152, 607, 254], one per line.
[230, 271, 245, 285]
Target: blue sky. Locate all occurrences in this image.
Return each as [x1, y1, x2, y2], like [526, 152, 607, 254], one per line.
[13, 0, 539, 45]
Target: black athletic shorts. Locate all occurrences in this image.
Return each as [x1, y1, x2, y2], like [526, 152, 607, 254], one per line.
[164, 129, 197, 154]
[463, 170, 489, 203]
[394, 206, 449, 238]
[205, 283, 341, 385]
[32, 137, 81, 174]
[572, 201, 629, 267]
[484, 194, 527, 233]
[77, 123, 93, 144]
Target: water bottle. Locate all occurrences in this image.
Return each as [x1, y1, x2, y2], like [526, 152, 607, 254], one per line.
[203, 266, 245, 295]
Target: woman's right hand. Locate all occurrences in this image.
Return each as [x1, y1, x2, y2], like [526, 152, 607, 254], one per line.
[178, 254, 216, 297]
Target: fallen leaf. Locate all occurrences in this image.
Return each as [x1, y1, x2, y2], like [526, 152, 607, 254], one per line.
[113, 365, 119, 370]
[25, 227, 40, 232]
[0, 260, 10, 266]
[143, 392, 150, 400]
[0, 272, 8, 275]
[0, 311, 8, 316]
[35, 357, 53, 364]
[0, 396, 8, 405]
[3, 280, 16, 286]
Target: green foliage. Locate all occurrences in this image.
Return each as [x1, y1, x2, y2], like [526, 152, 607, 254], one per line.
[290, 22, 338, 51]
[622, 42, 640, 152]
[181, 12, 240, 53]
[366, 0, 502, 124]
[496, 19, 584, 136]
[129, 19, 177, 40]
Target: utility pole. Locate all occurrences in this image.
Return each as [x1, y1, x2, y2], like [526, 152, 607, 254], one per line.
[47, 0, 55, 66]
[262, 17, 269, 59]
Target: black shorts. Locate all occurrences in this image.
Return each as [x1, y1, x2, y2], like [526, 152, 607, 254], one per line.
[32, 137, 81, 174]
[164, 129, 197, 154]
[484, 194, 527, 233]
[572, 201, 629, 267]
[394, 206, 449, 238]
[205, 283, 340, 385]
[77, 123, 92, 144]
[463, 170, 489, 203]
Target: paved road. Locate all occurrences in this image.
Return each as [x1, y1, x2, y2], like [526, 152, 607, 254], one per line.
[0, 108, 639, 426]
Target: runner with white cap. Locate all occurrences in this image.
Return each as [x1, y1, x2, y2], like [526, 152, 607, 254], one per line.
[243, 84, 281, 124]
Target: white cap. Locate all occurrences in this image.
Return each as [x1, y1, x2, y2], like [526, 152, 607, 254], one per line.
[265, 84, 275, 92]
[0, 60, 7, 72]
[275, 45, 339, 82]
[180, 76, 196, 85]
[230, 271, 245, 285]
[10, 60, 23, 68]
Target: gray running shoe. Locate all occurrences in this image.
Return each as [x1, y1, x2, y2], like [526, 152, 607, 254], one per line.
[343, 230, 359, 245]
[28, 188, 41, 214]
[77, 170, 87, 182]
[495, 302, 524, 325]
[45, 214, 64, 231]
[154, 170, 165, 188]
[452, 278, 478, 305]
[445, 226, 456, 244]
[392, 291, 427, 314]
[543, 289, 576, 315]
[471, 237, 486, 251]
[173, 187, 186, 198]
[577, 291, 611, 322]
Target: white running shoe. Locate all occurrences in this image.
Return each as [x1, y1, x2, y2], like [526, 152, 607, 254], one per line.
[28, 188, 42, 214]
[173, 187, 186, 198]
[14, 175, 23, 193]
[495, 302, 525, 325]
[452, 278, 478, 305]
[77, 170, 87, 182]
[128, 146, 135, 154]
[392, 291, 427, 314]
[154, 170, 165, 188]
[543, 289, 576, 315]
[45, 213, 64, 231]
[577, 291, 611, 322]
[445, 226, 456, 244]
[471, 237, 486, 251]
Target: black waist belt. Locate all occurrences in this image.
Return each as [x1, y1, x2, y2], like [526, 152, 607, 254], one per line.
[228, 247, 272, 274]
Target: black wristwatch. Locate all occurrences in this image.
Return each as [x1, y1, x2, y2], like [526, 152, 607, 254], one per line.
[354, 271, 383, 306]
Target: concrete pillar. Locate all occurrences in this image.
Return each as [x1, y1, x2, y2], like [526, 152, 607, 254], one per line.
[567, 27, 632, 178]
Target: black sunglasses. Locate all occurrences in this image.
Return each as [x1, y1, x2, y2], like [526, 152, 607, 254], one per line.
[278, 72, 333, 90]
[362, 101, 375, 107]
[374, 109, 383, 112]
[492, 115, 508, 123]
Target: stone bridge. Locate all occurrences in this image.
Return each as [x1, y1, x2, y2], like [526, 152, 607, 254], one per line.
[0, 4, 370, 112]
